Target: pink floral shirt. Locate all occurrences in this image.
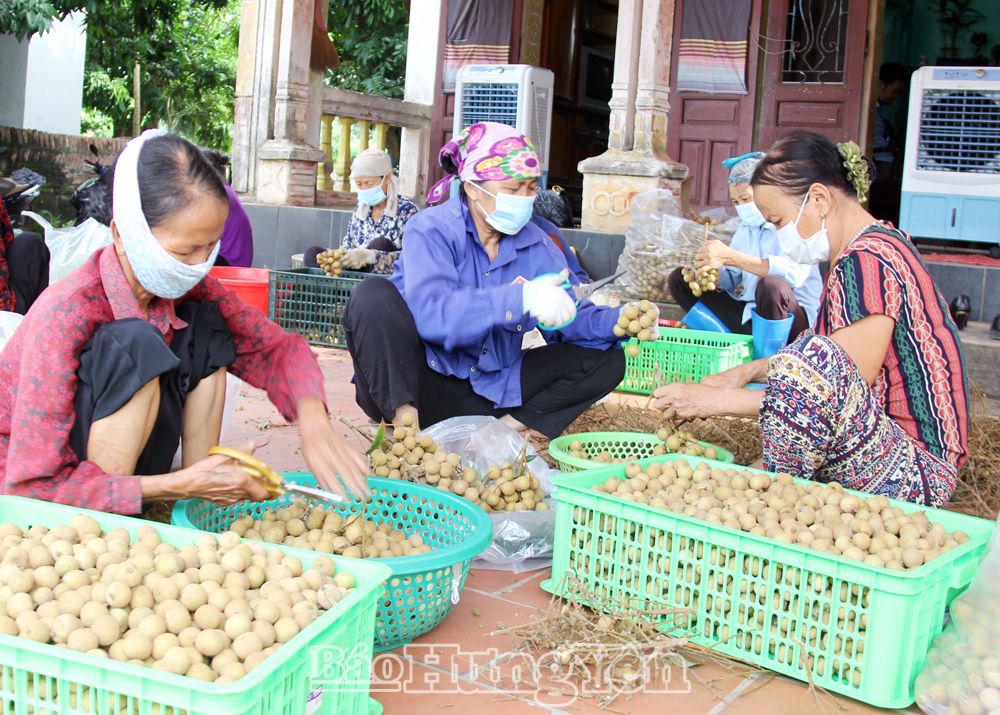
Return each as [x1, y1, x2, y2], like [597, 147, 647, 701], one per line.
[0, 245, 325, 514]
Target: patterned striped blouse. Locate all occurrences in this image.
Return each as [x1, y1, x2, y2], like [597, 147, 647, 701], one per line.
[815, 225, 969, 469]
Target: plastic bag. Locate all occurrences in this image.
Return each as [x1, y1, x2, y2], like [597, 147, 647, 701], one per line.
[915, 514, 1000, 714]
[23, 211, 112, 284]
[420, 416, 560, 572]
[0, 311, 23, 352]
[613, 190, 737, 302]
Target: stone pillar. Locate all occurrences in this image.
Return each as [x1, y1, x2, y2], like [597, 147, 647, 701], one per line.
[578, 0, 688, 234]
[398, 0, 446, 204]
[232, 0, 325, 206]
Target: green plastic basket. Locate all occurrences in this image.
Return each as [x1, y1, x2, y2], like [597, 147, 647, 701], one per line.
[268, 268, 382, 348]
[548, 431, 734, 472]
[542, 455, 994, 708]
[619, 328, 753, 395]
[173, 474, 493, 651]
[0, 496, 390, 715]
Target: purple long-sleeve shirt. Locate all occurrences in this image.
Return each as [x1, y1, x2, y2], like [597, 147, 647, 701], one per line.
[220, 185, 254, 267]
[391, 193, 620, 409]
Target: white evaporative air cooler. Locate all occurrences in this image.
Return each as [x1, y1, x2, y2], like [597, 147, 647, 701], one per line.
[899, 66, 1000, 256]
[453, 64, 554, 187]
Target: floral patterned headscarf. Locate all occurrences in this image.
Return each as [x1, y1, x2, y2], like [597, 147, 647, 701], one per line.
[426, 122, 541, 204]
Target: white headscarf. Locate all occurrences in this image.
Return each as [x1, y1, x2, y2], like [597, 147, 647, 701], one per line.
[351, 149, 399, 218]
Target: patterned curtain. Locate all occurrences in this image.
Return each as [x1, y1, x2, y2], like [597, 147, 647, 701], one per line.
[443, 0, 514, 91]
[676, 0, 753, 94]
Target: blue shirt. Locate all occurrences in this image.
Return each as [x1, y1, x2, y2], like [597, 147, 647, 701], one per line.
[718, 222, 823, 326]
[391, 193, 620, 409]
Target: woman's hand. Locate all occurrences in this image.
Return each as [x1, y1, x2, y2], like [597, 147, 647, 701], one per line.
[523, 270, 577, 328]
[172, 442, 272, 505]
[695, 240, 732, 272]
[654, 383, 720, 420]
[298, 397, 368, 498]
[341, 248, 376, 270]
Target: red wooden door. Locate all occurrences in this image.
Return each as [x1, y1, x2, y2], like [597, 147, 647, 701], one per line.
[667, 0, 764, 210]
[757, 0, 870, 150]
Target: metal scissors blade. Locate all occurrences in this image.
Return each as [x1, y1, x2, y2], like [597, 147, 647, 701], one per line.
[572, 269, 626, 301]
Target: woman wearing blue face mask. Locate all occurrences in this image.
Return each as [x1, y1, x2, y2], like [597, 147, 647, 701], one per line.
[342, 122, 633, 438]
[306, 149, 418, 275]
[655, 131, 968, 508]
[666, 152, 821, 350]
[0, 131, 368, 513]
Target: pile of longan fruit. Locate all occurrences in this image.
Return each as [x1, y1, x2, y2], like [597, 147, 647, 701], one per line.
[681, 266, 719, 298]
[316, 248, 345, 277]
[0, 516, 356, 686]
[368, 416, 549, 512]
[593, 460, 968, 570]
[226, 501, 432, 559]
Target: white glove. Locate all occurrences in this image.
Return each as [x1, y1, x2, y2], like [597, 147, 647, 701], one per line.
[523, 271, 577, 329]
[341, 247, 377, 269]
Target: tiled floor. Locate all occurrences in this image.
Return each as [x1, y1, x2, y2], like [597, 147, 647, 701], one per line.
[228, 348, 924, 715]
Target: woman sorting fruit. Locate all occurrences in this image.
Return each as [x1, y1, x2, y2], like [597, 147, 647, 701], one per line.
[305, 149, 418, 275]
[0, 130, 367, 513]
[667, 152, 821, 349]
[344, 121, 637, 439]
[655, 131, 969, 508]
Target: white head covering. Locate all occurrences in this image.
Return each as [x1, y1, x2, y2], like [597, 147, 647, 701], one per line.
[351, 149, 399, 218]
[112, 129, 220, 299]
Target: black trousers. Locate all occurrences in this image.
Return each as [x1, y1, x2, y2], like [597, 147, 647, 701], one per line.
[69, 301, 236, 475]
[343, 277, 625, 438]
[7, 231, 49, 315]
[667, 268, 810, 341]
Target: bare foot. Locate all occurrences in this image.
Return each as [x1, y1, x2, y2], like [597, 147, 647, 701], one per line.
[392, 404, 419, 431]
[499, 414, 528, 432]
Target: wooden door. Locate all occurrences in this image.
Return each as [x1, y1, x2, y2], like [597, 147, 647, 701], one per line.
[757, 0, 871, 150]
[667, 0, 764, 210]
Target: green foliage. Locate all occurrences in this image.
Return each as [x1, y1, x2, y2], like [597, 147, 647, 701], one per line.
[327, 0, 409, 99]
[79, 106, 115, 137]
[81, 0, 239, 149]
[933, 0, 986, 49]
[0, 0, 95, 40]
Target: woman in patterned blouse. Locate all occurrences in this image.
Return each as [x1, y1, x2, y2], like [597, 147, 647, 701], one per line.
[0, 131, 366, 514]
[655, 131, 968, 507]
[309, 149, 418, 275]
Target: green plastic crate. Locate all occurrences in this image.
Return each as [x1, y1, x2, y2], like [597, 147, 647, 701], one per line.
[542, 456, 995, 708]
[268, 268, 381, 348]
[619, 328, 753, 395]
[0, 496, 391, 715]
[548, 431, 733, 472]
[173, 475, 492, 652]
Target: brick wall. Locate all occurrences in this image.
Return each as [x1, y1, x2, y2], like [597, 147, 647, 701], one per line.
[0, 126, 129, 222]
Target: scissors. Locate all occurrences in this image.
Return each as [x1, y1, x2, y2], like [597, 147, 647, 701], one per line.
[533, 269, 627, 331]
[209, 446, 346, 506]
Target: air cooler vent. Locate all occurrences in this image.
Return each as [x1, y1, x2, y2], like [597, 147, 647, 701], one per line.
[459, 84, 518, 128]
[916, 89, 1000, 174]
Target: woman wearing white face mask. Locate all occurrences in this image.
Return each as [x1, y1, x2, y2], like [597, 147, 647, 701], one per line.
[667, 152, 822, 354]
[0, 131, 367, 513]
[656, 131, 969, 508]
[305, 149, 418, 274]
[343, 122, 633, 439]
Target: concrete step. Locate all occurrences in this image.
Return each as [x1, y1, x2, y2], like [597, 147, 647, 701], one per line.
[958, 321, 1000, 399]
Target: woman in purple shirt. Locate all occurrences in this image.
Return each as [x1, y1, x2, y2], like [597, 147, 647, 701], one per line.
[201, 149, 254, 267]
[343, 123, 644, 438]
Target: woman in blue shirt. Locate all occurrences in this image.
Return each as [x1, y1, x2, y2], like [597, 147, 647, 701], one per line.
[343, 123, 634, 438]
[667, 152, 822, 341]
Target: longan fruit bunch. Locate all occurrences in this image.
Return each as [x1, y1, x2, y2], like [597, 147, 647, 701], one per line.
[681, 266, 719, 298]
[593, 460, 968, 570]
[368, 415, 549, 512]
[228, 501, 431, 559]
[0, 517, 356, 685]
[613, 300, 659, 343]
[316, 248, 345, 277]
